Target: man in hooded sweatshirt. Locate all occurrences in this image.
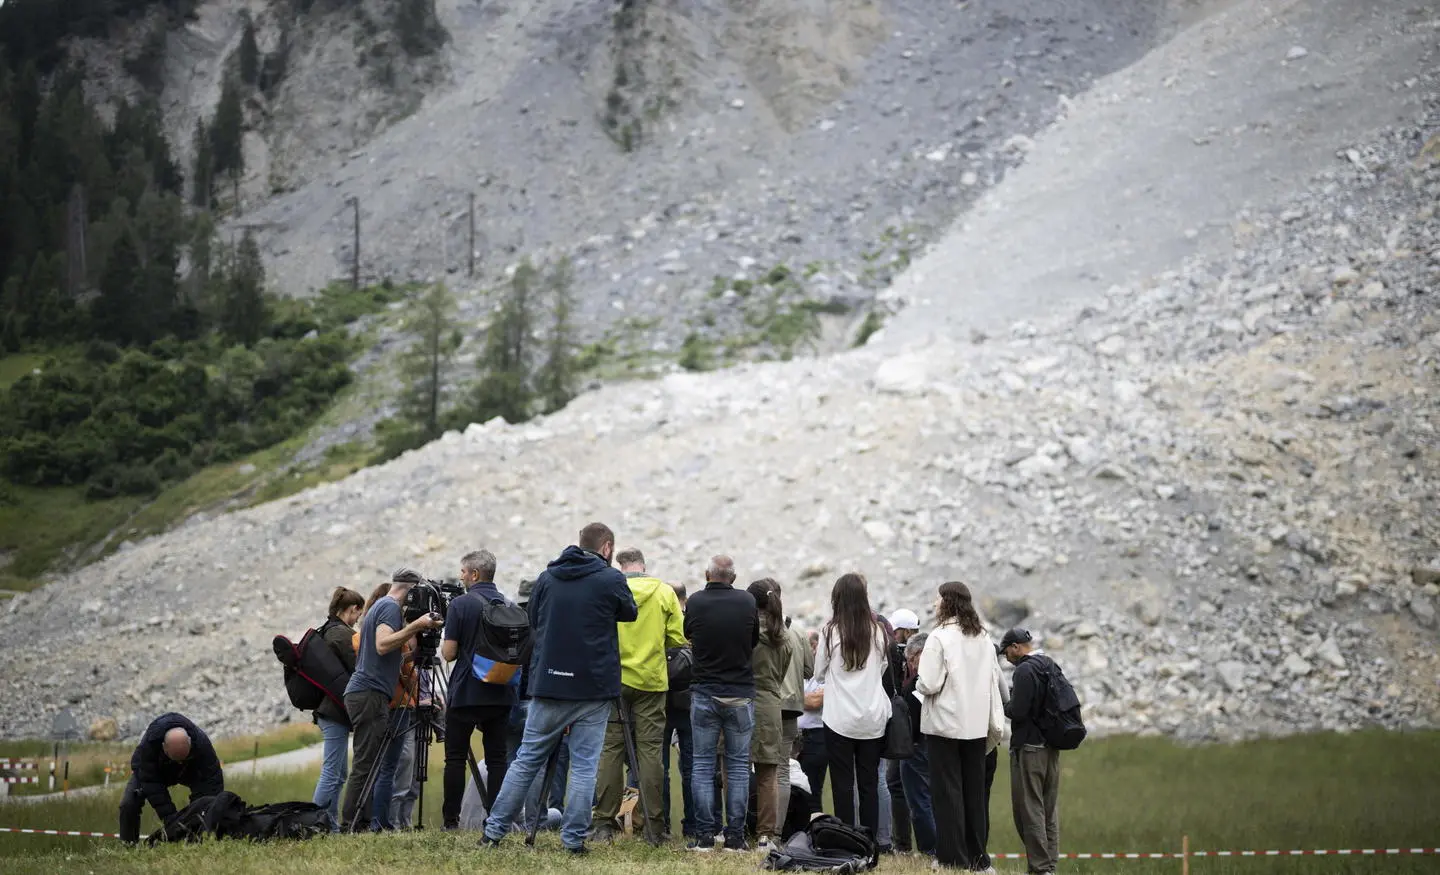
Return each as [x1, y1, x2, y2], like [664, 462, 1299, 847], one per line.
[482, 523, 638, 854]
[591, 548, 687, 844]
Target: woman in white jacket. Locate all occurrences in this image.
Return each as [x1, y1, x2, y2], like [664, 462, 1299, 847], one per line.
[916, 581, 1003, 872]
[813, 572, 892, 839]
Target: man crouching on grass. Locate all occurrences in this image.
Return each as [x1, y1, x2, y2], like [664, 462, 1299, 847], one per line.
[119, 712, 223, 845]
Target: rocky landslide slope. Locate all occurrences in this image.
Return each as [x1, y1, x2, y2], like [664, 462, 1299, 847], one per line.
[4, 1, 1438, 742]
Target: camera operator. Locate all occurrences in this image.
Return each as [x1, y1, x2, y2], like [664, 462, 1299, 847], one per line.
[440, 549, 516, 829]
[340, 568, 442, 832]
[483, 522, 638, 854]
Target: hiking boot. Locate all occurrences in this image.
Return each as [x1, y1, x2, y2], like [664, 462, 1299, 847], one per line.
[478, 836, 502, 849]
[723, 835, 750, 853]
[566, 844, 590, 855]
[685, 838, 713, 853]
[590, 823, 618, 844]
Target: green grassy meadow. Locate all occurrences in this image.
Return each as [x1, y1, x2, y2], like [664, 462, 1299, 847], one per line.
[0, 730, 1436, 874]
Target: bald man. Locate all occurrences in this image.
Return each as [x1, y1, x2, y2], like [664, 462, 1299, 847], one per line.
[120, 713, 224, 844]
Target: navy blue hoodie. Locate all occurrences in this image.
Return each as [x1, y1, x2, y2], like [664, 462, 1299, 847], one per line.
[527, 546, 638, 700]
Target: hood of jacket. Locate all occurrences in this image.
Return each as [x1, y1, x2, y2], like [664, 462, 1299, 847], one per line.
[548, 545, 612, 581]
[617, 574, 687, 692]
[626, 572, 670, 606]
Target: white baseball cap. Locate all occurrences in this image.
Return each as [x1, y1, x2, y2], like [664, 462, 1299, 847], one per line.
[889, 609, 920, 631]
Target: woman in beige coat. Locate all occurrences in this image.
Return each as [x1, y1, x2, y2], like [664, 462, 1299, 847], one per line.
[747, 578, 794, 851]
[916, 581, 1003, 872]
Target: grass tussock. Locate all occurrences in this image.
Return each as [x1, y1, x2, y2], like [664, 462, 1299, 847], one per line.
[0, 730, 1436, 873]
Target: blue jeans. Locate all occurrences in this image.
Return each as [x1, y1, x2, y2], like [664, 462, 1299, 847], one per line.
[689, 692, 754, 843]
[312, 717, 350, 831]
[485, 697, 609, 850]
[900, 740, 937, 855]
[372, 709, 412, 830]
[663, 707, 695, 837]
[390, 730, 419, 828]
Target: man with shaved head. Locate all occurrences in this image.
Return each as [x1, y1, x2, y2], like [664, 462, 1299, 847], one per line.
[119, 712, 224, 844]
[683, 554, 759, 852]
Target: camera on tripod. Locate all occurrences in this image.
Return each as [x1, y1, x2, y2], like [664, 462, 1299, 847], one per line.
[403, 578, 464, 664]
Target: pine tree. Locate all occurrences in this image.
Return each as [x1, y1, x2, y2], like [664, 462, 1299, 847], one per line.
[94, 228, 142, 344]
[238, 13, 260, 86]
[395, 283, 459, 440]
[535, 257, 577, 414]
[471, 259, 535, 424]
[220, 230, 268, 345]
[210, 77, 244, 182]
[190, 118, 212, 207]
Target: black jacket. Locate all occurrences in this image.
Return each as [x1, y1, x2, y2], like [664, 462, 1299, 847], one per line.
[1005, 653, 1053, 748]
[130, 713, 224, 822]
[684, 581, 759, 698]
[314, 618, 356, 726]
[901, 675, 923, 745]
[527, 546, 638, 700]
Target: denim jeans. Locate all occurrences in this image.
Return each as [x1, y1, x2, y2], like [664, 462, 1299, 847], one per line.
[900, 739, 937, 855]
[312, 716, 350, 831]
[663, 707, 695, 837]
[371, 709, 412, 830]
[389, 730, 419, 829]
[484, 697, 609, 850]
[689, 692, 754, 843]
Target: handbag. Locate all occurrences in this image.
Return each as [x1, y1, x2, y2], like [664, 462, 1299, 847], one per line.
[880, 640, 915, 760]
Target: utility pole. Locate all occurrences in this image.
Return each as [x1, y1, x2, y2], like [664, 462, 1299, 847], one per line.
[350, 196, 361, 291]
[468, 192, 476, 278]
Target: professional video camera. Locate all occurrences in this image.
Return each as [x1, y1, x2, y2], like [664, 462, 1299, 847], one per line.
[403, 578, 464, 663]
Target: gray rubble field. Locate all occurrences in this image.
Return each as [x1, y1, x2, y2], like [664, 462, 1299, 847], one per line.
[2, 0, 1438, 741]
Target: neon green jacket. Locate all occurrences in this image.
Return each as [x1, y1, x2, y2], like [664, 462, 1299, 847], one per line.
[619, 574, 687, 692]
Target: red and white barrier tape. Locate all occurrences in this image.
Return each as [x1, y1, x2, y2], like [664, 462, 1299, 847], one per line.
[0, 761, 40, 769]
[0, 828, 1434, 857]
[0, 777, 39, 785]
[0, 827, 121, 838]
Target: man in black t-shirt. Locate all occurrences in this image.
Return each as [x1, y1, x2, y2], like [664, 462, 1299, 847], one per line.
[440, 549, 517, 828]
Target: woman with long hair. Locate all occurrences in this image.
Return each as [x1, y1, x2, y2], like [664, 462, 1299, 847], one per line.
[312, 586, 364, 830]
[746, 578, 794, 850]
[916, 581, 1003, 871]
[813, 572, 891, 838]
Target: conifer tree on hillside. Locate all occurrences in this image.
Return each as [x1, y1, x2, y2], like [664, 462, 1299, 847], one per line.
[221, 231, 268, 346]
[397, 283, 460, 440]
[535, 256, 577, 415]
[238, 13, 260, 86]
[210, 76, 244, 183]
[470, 259, 536, 424]
[190, 117, 213, 207]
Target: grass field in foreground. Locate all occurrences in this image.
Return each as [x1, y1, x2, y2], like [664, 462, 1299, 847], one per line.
[1, 730, 1437, 874]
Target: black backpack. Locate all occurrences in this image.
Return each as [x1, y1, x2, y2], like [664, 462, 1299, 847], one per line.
[763, 814, 878, 872]
[148, 791, 334, 844]
[667, 645, 694, 690]
[273, 620, 351, 719]
[1030, 655, 1087, 750]
[470, 596, 532, 687]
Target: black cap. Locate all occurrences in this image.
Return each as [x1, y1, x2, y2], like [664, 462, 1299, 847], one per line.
[999, 628, 1033, 651]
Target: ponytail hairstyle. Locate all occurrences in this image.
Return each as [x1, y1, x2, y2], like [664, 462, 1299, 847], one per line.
[363, 582, 392, 616]
[747, 578, 785, 644]
[825, 572, 880, 672]
[935, 581, 984, 636]
[328, 587, 364, 621]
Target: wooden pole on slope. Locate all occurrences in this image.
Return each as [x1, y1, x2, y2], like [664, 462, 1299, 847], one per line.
[351, 196, 361, 291]
[468, 192, 476, 278]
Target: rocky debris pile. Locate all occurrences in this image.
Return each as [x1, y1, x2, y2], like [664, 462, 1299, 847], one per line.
[4, 86, 1439, 742]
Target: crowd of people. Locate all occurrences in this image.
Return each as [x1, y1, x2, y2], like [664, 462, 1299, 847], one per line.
[117, 522, 1068, 873]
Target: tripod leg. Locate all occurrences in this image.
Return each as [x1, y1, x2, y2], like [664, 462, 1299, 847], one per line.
[467, 748, 487, 809]
[617, 697, 656, 843]
[526, 741, 563, 846]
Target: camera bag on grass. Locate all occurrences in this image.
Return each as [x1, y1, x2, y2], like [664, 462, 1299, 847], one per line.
[147, 791, 334, 845]
[272, 619, 352, 722]
[762, 814, 879, 872]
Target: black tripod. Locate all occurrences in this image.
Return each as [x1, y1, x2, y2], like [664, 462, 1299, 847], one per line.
[523, 696, 654, 845]
[346, 650, 483, 833]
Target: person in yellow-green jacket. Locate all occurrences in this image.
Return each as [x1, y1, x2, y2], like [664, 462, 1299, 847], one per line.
[591, 547, 687, 844]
